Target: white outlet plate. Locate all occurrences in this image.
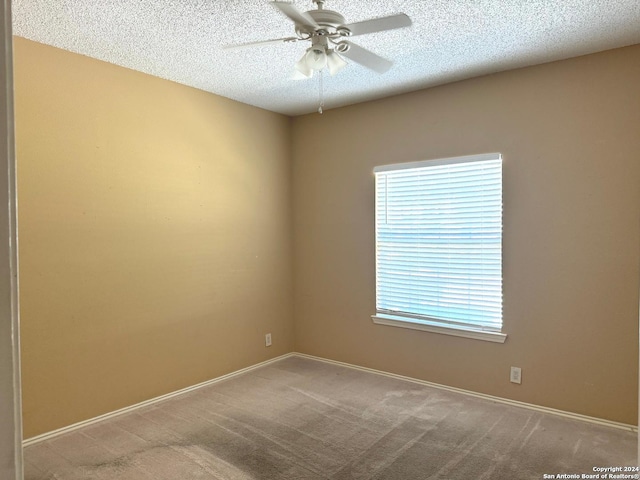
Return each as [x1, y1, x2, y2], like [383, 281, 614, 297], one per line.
[510, 366, 522, 384]
[265, 333, 272, 347]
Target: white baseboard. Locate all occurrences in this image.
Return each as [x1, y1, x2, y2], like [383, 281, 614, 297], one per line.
[294, 352, 638, 433]
[22, 353, 295, 447]
[23, 350, 636, 447]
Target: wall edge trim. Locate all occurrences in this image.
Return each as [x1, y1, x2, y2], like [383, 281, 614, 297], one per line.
[294, 352, 638, 433]
[22, 353, 296, 447]
[23, 350, 636, 448]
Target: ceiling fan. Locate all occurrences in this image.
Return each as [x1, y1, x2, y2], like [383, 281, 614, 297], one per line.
[226, 0, 412, 78]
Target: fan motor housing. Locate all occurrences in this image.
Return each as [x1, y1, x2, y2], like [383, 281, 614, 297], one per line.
[296, 9, 350, 36]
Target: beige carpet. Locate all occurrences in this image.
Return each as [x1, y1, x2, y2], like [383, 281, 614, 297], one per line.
[24, 356, 637, 479]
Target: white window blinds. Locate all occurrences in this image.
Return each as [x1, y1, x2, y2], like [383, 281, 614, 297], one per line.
[374, 153, 503, 332]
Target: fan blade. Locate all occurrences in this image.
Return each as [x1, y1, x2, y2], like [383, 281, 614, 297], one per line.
[343, 13, 412, 37]
[223, 37, 299, 49]
[272, 1, 319, 29]
[339, 41, 393, 74]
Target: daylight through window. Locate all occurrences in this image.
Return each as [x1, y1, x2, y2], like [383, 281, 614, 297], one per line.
[373, 153, 503, 341]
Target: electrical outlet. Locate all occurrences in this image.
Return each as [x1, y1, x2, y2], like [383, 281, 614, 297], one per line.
[265, 333, 272, 347]
[510, 366, 522, 384]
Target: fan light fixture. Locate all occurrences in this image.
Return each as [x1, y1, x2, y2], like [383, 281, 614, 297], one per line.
[295, 45, 346, 78]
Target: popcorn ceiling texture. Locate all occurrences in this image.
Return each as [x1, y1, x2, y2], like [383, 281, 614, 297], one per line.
[12, 0, 640, 115]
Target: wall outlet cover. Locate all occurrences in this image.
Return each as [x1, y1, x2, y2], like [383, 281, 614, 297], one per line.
[510, 366, 522, 384]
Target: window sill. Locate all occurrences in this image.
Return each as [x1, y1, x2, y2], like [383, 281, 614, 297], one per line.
[371, 313, 507, 344]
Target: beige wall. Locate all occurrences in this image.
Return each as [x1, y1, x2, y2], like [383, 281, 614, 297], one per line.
[292, 45, 640, 425]
[14, 37, 294, 438]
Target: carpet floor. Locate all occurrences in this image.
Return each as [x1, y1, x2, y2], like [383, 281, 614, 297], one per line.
[24, 356, 637, 479]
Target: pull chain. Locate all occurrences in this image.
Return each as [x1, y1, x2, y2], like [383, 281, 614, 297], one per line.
[318, 69, 324, 114]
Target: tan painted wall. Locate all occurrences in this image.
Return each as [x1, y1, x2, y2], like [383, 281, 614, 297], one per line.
[292, 45, 640, 425]
[14, 37, 294, 438]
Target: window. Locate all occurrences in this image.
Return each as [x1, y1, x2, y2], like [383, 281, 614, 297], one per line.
[372, 153, 505, 343]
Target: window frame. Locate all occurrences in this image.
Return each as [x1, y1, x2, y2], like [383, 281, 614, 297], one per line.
[371, 153, 506, 344]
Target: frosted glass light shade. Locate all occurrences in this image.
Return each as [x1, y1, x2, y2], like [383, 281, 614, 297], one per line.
[295, 53, 313, 78]
[326, 50, 347, 75]
[305, 47, 327, 70]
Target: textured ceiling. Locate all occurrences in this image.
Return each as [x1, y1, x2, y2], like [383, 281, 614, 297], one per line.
[12, 0, 640, 116]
